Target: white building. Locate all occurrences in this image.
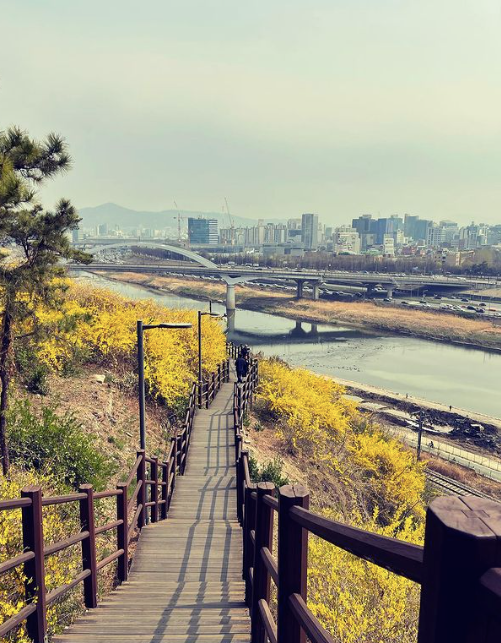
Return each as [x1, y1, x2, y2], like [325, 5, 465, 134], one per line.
[334, 226, 361, 254]
[383, 234, 395, 257]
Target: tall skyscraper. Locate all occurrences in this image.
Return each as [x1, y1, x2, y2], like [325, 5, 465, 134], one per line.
[301, 213, 319, 250]
[188, 218, 218, 245]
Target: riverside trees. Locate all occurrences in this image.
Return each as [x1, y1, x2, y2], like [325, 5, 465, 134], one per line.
[0, 127, 91, 474]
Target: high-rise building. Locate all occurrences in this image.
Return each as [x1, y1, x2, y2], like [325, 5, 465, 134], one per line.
[415, 219, 432, 243]
[301, 213, 319, 250]
[404, 214, 419, 239]
[334, 226, 361, 254]
[352, 214, 374, 235]
[188, 218, 218, 245]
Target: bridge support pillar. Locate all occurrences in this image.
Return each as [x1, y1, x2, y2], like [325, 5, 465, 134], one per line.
[296, 281, 304, 299]
[226, 310, 235, 333]
[366, 284, 375, 298]
[226, 282, 236, 314]
[386, 287, 394, 299]
[312, 282, 321, 301]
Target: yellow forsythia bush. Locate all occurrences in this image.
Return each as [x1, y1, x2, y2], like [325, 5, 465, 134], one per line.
[308, 509, 424, 643]
[257, 358, 425, 519]
[257, 359, 356, 463]
[256, 359, 427, 642]
[24, 281, 227, 408]
[0, 471, 81, 642]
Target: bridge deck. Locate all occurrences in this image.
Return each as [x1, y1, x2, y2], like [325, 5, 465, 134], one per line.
[55, 379, 249, 643]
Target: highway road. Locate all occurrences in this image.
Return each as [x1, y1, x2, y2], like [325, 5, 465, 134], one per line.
[69, 261, 497, 292]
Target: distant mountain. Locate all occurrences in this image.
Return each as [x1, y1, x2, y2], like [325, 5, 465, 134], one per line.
[78, 203, 287, 231]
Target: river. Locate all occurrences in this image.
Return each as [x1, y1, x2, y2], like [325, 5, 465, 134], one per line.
[79, 273, 501, 419]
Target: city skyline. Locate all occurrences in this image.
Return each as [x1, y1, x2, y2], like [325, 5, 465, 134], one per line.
[2, 1, 501, 224]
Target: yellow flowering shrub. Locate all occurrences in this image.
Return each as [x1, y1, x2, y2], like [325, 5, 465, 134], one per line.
[258, 359, 356, 466]
[20, 281, 227, 409]
[255, 359, 427, 641]
[308, 509, 424, 643]
[0, 470, 81, 642]
[256, 358, 425, 519]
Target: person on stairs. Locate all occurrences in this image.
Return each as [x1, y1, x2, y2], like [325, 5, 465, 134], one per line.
[236, 351, 249, 383]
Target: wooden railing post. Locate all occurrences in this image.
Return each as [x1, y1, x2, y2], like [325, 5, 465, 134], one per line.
[243, 483, 256, 606]
[21, 485, 47, 643]
[251, 482, 275, 643]
[176, 433, 182, 472]
[170, 437, 177, 493]
[116, 482, 128, 582]
[235, 433, 242, 465]
[418, 496, 501, 643]
[151, 456, 159, 523]
[79, 484, 98, 609]
[236, 454, 244, 525]
[161, 461, 168, 519]
[137, 449, 146, 528]
[277, 485, 309, 643]
[197, 380, 202, 409]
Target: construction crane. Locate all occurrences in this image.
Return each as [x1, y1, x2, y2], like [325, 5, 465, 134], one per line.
[224, 197, 235, 245]
[173, 202, 186, 245]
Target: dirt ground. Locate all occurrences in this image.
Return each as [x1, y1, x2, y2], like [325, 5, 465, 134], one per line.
[21, 364, 172, 482]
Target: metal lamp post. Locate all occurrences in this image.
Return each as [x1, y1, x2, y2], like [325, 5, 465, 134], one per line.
[137, 320, 192, 451]
[197, 309, 224, 384]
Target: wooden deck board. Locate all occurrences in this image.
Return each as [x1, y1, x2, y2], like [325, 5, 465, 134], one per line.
[55, 378, 249, 643]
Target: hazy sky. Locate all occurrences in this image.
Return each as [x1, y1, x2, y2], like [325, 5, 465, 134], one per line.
[1, 0, 501, 225]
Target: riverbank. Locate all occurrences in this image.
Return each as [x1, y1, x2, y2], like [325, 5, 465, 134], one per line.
[96, 271, 501, 352]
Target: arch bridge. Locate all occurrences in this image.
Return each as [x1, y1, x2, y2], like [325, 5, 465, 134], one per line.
[80, 241, 322, 312]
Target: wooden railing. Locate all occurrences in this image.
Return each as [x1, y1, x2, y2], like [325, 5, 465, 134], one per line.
[197, 360, 230, 409]
[0, 358, 230, 643]
[234, 364, 501, 643]
[234, 359, 259, 517]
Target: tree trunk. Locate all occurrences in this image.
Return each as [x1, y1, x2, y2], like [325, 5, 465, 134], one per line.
[0, 306, 13, 476]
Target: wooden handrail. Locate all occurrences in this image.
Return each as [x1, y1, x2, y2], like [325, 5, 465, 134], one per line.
[41, 492, 86, 506]
[289, 505, 423, 584]
[289, 593, 335, 643]
[0, 497, 32, 511]
[44, 531, 89, 557]
[125, 454, 143, 487]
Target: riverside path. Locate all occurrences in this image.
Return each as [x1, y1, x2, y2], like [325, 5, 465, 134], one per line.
[54, 375, 250, 643]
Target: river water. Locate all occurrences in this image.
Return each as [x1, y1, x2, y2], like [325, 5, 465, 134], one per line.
[79, 274, 501, 418]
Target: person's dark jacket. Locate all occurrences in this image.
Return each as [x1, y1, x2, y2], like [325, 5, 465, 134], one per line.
[235, 356, 249, 377]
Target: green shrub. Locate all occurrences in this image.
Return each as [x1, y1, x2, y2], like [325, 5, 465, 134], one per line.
[14, 343, 50, 395]
[249, 455, 289, 488]
[8, 399, 115, 490]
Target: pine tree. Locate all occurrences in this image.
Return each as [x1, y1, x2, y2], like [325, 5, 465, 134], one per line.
[0, 127, 91, 474]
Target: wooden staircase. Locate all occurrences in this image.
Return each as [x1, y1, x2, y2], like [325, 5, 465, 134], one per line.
[55, 379, 250, 642]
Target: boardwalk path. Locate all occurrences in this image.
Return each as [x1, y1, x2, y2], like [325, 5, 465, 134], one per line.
[55, 378, 250, 643]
